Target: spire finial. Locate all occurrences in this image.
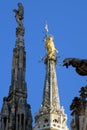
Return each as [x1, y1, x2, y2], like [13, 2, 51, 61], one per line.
[13, 3, 25, 47]
[13, 2, 24, 28]
[45, 22, 49, 35]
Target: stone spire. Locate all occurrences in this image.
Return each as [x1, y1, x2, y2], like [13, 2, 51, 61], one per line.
[0, 3, 32, 130]
[41, 23, 60, 112]
[9, 2, 26, 96]
[33, 24, 69, 130]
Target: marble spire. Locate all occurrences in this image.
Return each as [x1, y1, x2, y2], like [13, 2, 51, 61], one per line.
[34, 24, 69, 130]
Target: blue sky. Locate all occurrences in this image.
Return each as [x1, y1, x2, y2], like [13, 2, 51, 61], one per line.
[0, 0, 87, 128]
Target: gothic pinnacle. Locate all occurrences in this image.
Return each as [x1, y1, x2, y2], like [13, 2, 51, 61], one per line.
[0, 3, 32, 130]
[34, 24, 68, 130]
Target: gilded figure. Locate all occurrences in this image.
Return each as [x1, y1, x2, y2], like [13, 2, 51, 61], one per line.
[44, 35, 58, 59]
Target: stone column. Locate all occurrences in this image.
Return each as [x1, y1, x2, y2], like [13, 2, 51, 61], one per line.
[24, 115, 25, 130]
[6, 118, 8, 130]
[2, 118, 4, 130]
[19, 114, 21, 130]
[16, 115, 18, 130]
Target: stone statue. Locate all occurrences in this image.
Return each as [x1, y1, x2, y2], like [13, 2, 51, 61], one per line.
[70, 97, 80, 115]
[13, 3, 24, 27]
[70, 85, 87, 116]
[63, 58, 87, 76]
[13, 3, 25, 38]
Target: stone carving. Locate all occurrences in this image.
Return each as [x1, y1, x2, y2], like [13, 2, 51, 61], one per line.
[63, 58, 87, 76]
[63, 58, 87, 129]
[70, 97, 81, 115]
[70, 86, 87, 130]
[13, 3, 24, 27]
[70, 86, 87, 116]
[13, 3, 25, 37]
[16, 27, 25, 37]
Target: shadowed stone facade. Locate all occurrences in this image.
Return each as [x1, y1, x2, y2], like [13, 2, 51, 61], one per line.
[0, 3, 32, 130]
[70, 85, 87, 130]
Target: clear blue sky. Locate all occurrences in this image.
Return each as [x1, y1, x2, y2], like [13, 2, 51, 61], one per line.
[0, 0, 87, 128]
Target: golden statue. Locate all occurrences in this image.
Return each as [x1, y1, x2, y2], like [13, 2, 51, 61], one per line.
[44, 24, 58, 59]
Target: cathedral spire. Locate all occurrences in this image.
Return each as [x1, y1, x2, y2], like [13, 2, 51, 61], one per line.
[9, 3, 26, 96]
[34, 24, 68, 130]
[13, 2, 25, 47]
[41, 24, 60, 112]
[0, 3, 32, 130]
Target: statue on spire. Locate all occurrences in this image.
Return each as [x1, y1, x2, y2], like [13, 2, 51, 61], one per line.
[13, 3, 24, 27]
[43, 23, 58, 60]
[13, 3, 25, 37]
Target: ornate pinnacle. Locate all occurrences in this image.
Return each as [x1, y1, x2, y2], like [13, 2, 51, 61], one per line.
[43, 24, 58, 61]
[13, 3, 25, 38]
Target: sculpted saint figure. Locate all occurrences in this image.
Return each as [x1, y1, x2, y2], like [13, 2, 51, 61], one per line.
[44, 35, 58, 59]
[13, 3, 24, 27]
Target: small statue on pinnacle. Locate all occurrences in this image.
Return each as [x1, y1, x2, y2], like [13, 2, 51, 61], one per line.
[43, 24, 58, 61]
[13, 3, 24, 27]
[13, 3, 25, 37]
